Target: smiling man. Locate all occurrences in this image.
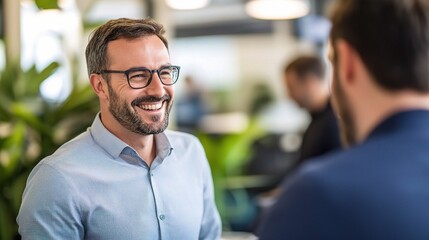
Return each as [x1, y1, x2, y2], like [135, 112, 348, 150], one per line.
[17, 18, 221, 240]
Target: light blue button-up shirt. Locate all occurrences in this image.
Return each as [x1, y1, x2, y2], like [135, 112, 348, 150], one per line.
[17, 114, 221, 240]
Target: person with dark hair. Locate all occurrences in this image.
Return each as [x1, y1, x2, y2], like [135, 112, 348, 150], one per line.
[250, 56, 341, 233]
[17, 18, 221, 239]
[284, 56, 341, 166]
[258, 0, 429, 239]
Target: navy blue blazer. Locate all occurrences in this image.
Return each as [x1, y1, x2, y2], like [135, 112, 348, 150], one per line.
[258, 110, 429, 240]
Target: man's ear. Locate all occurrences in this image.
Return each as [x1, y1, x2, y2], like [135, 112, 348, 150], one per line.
[89, 73, 109, 100]
[335, 39, 357, 86]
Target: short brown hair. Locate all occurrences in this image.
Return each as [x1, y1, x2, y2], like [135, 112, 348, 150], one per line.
[85, 18, 168, 77]
[285, 56, 326, 81]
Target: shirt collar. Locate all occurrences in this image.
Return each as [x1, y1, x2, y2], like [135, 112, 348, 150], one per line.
[90, 113, 173, 161]
[368, 109, 429, 140]
[154, 130, 174, 160]
[90, 113, 128, 158]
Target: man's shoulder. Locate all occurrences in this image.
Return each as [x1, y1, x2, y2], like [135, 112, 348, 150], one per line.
[39, 131, 96, 167]
[163, 130, 208, 164]
[164, 129, 196, 138]
[293, 132, 420, 188]
[164, 129, 200, 146]
[295, 150, 345, 180]
[292, 145, 371, 187]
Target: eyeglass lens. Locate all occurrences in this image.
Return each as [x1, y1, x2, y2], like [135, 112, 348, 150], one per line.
[128, 66, 179, 88]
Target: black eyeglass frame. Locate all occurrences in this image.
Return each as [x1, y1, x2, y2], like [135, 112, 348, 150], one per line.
[97, 65, 181, 89]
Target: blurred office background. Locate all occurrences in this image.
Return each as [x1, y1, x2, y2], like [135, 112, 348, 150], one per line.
[0, 0, 334, 239]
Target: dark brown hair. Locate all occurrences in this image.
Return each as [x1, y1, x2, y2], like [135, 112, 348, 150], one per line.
[330, 0, 429, 92]
[285, 56, 326, 81]
[85, 18, 168, 77]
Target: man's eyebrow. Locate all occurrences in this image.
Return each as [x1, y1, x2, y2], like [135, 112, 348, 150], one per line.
[161, 63, 172, 67]
[129, 63, 172, 70]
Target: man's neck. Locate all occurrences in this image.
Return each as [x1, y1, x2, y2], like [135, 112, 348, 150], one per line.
[309, 94, 329, 113]
[356, 91, 429, 143]
[128, 133, 157, 166]
[100, 112, 157, 166]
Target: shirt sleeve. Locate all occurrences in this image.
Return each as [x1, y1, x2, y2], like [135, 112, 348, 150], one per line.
[17, 163, 84, 240]
[196, 140, 222, 240]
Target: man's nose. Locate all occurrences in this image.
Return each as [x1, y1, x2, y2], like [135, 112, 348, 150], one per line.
[145, 71, 165, 96]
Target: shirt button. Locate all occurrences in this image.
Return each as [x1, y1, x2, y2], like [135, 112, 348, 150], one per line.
[159, 214, 165, 221]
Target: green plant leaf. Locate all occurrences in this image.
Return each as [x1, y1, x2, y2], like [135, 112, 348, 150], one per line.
[11, 103, 50, 135]
[1, 122, 26, 178]
[10, 171, 31, 215]
[0, 62, 21, 100]
[196, 118, 265, 230]
[0, 59, 98, 239]
[35, 0, 60, 10]
[0, 94, 12, 121]
[0, 197, 13, 240]
[24, 62, 60, 97]
[57, 84, 98, 116]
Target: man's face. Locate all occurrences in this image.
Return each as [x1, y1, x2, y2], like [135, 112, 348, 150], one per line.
[330, 46, 358, 147]
[285, 70, 310, 109]
[105, 35, 174, 135]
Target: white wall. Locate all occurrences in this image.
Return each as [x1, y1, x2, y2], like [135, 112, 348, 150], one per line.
[171, 20, 317, 113]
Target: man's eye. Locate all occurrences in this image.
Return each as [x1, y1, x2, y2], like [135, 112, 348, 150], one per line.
[129, 71, 150, 80]
[160, 70, 172, 76]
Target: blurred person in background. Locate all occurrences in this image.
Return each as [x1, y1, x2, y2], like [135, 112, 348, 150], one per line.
[175, 75, 206, 133]
[250, 56, 341, 233]
[17, 18, 221, 240]
[284, 55, 341, 168]
[258, 0, 429, 239]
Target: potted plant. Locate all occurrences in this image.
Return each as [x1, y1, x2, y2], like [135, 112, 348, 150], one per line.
[0, 60, 98, 239]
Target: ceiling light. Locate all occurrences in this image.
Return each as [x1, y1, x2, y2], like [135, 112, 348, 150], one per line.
[245, 0, 310, 20]
[166, 0, 210, 10]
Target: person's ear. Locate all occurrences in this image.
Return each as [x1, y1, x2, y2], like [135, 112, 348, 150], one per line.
[90, 73, 109, 100]
[335, 39, 357, 86]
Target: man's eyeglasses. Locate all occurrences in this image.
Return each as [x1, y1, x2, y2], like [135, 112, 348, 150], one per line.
[97, 65, 181, 89]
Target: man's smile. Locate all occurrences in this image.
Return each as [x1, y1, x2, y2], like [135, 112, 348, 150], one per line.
[138, 101, 164, 111]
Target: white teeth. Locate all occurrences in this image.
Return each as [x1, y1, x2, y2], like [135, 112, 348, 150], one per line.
[140, 102, 162, 110]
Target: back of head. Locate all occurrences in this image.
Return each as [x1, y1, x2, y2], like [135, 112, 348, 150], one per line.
[330, 0, 429, 92]
[85, 18, 168, 78]
[285, 56, 326, 81]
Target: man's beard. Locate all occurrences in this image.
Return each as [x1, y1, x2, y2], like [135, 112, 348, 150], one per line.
[332, 66, 358, 148]
[108, 85, 171, 135]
